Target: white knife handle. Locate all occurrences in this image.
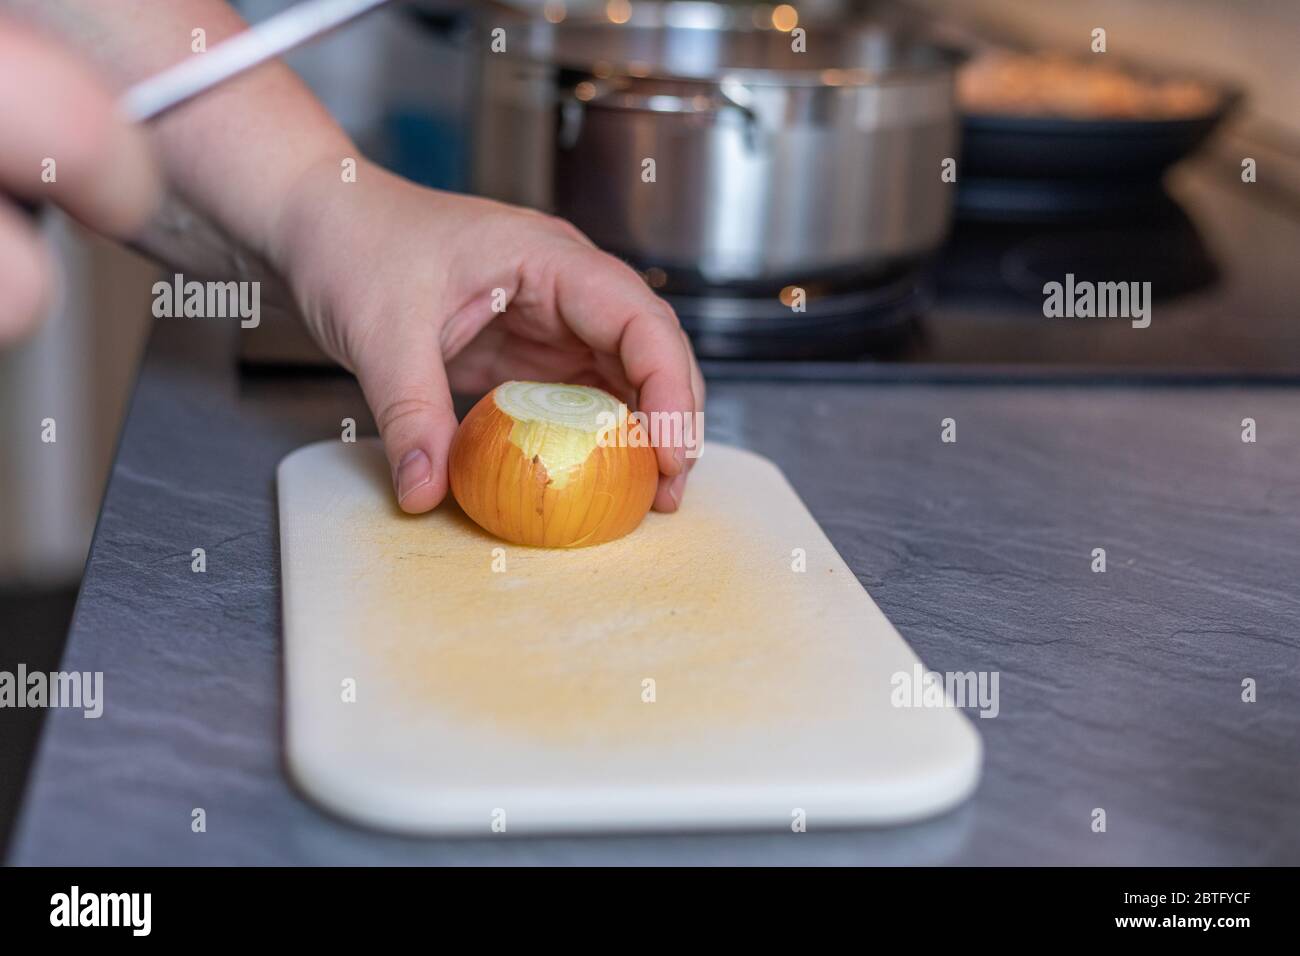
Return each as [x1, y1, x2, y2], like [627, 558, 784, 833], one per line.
[120, 0, 394, 123]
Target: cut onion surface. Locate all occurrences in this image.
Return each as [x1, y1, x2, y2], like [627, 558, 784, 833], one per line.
[448, 381, 659, 548]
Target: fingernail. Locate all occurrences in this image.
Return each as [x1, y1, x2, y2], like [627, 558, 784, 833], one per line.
[396, 449, 431, 503]
[672, 445, 686, 474]
[668, 473, 686, 508]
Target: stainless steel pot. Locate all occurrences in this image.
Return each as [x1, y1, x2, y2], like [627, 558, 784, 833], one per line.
[464, 2, 962, 287]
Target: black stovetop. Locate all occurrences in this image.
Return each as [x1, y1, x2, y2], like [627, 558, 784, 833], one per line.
[699, 153, 1300, 383]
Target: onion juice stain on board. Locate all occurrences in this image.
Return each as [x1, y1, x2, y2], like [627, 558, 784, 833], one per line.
[347, 483, 840, 748]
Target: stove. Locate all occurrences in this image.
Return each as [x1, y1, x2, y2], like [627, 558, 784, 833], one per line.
[693, 147, 1300, 382]
[241, 140, 1299, 383]
[668, 269, 926, 361]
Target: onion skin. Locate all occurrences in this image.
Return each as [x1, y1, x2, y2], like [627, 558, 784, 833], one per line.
[448, 384, 659, 548]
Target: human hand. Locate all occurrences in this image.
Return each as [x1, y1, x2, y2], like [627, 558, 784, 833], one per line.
[271, 157, 704, 515]
[0, 17, 159, 342]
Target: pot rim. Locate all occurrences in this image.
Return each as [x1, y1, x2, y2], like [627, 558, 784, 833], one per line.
[511, 40, 966, 89]
[455, 2, 967, 88]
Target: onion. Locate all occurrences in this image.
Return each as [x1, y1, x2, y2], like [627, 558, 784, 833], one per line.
[448, 381, 659, 548]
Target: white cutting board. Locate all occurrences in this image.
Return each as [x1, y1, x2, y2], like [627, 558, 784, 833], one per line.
[278, 438, 980, 834]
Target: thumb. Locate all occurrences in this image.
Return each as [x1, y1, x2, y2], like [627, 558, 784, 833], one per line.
[354, 327, 459, 514]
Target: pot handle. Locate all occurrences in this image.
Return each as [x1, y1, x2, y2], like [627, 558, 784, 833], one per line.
[558, 77, 762, 152]
[718, 77, 762, 151]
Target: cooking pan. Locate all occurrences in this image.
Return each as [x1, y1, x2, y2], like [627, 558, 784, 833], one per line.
[953, 49, 1242, 223]
[961, 88, 1242, 181]
[412, 1, 965, 288]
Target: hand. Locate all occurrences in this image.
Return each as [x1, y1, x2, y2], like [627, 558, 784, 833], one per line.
[0, 17, 159, 342]
[271, 158, 704, 515]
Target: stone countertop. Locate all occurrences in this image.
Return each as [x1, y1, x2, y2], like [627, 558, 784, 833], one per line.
[10, 319, 1300, 864]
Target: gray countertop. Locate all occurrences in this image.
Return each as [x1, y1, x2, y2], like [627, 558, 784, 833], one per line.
[10, 319, 1300, 865]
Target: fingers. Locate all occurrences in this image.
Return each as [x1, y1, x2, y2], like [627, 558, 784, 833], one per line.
[353, 323, 460, 514]
[0, 200, 54, 343]
[650, 328, 707, 511]
[684, 328, 707, 420]
[548, 246, 702, 503]
[0, 19, 159, 236]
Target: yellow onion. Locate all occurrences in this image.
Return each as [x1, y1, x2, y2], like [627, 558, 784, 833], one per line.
[448, 381, 658, 548]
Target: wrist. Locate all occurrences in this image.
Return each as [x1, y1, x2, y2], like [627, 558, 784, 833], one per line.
[264, 135, 362, 264]
[269, 155, 465, 301]
[266, 153, 436, 368]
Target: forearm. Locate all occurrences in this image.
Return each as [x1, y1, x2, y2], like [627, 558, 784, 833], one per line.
[4, 0, 352, 277]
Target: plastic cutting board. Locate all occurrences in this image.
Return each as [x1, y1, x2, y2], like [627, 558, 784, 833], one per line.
[278, 438, 981, 834]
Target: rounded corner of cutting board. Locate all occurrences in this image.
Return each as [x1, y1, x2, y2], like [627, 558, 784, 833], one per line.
[287, 747, 488, 836]
[698, 442, 788, 481]
[277, 437, 381, 484]
[285, 739, 424, 834]
[277, 438, 335, 478]
[949, 716, 986, 806]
